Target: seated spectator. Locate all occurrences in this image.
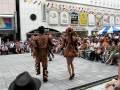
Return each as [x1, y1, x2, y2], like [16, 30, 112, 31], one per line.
[105, 79, 120, 90]
[106, 43, 119, 65]
[9, 71, 41, 90]
[79, 39, 88, 58]
[89, 40, 96, 61]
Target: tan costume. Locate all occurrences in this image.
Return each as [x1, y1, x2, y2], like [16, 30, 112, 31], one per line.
[62, 27, 78, 80]
[102, 37, 109, 49]
[31, 26, 52, 82]
[63, 36, 78, 57]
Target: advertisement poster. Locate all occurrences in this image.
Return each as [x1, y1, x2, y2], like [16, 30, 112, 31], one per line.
[48, 10, 59, 25]
[109, 15, 115, 26]
[0, 18, 13, 29]
[70, 12, 78, 25]
[103, 15, 109, 26]
[95, 14, 103, 26]
[80, 12, 88, 26]
[115, 16, 120, 25]
[60, 11, 69, 25]
[88, 14, 95, 26]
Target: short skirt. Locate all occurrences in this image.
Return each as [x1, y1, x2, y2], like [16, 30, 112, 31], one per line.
[64, 48, 78, 57]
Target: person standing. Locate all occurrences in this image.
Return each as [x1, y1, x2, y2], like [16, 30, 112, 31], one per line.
[31, 26, 53, 82]
[62, 27, 78, 80]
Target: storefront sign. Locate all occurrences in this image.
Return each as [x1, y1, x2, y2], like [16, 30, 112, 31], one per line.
[48, 10, 59, 25]
[80, 12, 88, 26]
[60, 11, 69, 25]
[95, 14, 103, 26]
[115, 16, 120, 25]
[109, 15, 115, 26]
[88, 14, 95, 26]
[103, 15, 109, 26]
[0, 18, 13, 30]
[47, 0, 83, 4]
[70, 12, 78, 25]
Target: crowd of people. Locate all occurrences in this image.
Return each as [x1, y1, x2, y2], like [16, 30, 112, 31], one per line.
[1, 31, 120, 66]
[0, 40, 30, 55]
[4, 26, 120, 90]
[49, 33, 120, 65]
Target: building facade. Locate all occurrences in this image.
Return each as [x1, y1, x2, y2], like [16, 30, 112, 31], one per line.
[20, 0, 120, 40]
[0, 0, 120, 41]
[0, 0, 16, 42]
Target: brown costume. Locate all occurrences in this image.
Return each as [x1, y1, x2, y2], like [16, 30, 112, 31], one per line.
[62, 27, 78, 80]
[63, 30, 78, 57]
[31, 26, 52, 82]
[102, 37, 109, 49]
[29, 35, 37, 57]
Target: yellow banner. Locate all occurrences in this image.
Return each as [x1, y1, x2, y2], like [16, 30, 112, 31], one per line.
[0, 18, 5, 28]
[95, 14, 103, 26]
[24, 0, 32, 3]
[80, 12, 88, 26]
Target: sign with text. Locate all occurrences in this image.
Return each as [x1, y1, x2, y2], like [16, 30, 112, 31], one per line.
[70, 12, 78, 25]
[47, 0, 83, 4]
[115, 16, 120, 25]
[103, 15, 109, 26]
[95, 14, 103, 26]
[0, 18, 13, 30]
[88, 14, 95, 26]
[80, 12, 88, 26]
[109, 15, 115, 26]
[48, 10, 59, 25]
[60, 11, 69, 25]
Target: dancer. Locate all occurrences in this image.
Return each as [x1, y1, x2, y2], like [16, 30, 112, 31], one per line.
[62, 27, 78, 80]
[31, 26, 53, 82]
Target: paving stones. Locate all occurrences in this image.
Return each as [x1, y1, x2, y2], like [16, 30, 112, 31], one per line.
[0, 54, 117, 90]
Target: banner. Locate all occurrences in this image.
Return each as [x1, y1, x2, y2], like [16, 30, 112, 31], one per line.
[70, 12, 78, 25]
[0, 18, 13, 29]
[60, 11, 69, 25]
[103, 15, 109, 26]
[115, 16, 120, 25]
[48, 10, 59, 25]
[80, 12, 88, 26]
[47, 0, 85, 4]
[88, 14, 95, 26]
[95, 14, 103, 26]
[109, 15, 115, 26]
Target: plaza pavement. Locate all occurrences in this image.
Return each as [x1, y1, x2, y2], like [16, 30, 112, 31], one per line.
[0, 53, 117, 90]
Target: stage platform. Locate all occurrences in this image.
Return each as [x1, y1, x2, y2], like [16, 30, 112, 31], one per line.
[0, 54, 117, 90]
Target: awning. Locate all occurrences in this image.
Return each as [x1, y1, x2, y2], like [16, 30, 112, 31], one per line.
[98, 26, 120, 35]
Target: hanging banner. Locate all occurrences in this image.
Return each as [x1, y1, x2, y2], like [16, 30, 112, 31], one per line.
[70, 12, 78, 25]
[0, 18, 13, 30]
[95, 14, 103, 26]
[115, 16, 120, 25]
[80, 12, 88, 26]
[48, 10, 59, 25]
[103, 15, 109, 26]
[60, 11, 69, 25]
[88, 13, 95, 26]
[109, 15, 115, 26]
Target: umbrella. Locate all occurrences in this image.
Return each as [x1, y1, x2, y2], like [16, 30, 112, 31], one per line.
[98, 26, 110, 35]
[98, 26, 120, 35]
[107, 26, 120, 33]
